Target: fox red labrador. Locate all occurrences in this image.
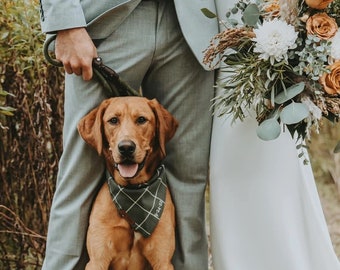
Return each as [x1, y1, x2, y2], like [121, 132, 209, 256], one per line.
[78, 96, 178, 270]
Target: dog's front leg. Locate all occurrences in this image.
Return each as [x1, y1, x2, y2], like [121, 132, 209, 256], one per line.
[86, 183, 133, 270]
[127, 237, 150, 270]
[141, 191, 175, 270]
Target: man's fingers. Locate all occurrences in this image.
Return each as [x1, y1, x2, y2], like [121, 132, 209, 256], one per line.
[55, 28, 97, 81]
[61, 59, 93, 80]
[63, 63, 73, 75]
[82, 65, 93, 81]
[72, 67, 82, 76]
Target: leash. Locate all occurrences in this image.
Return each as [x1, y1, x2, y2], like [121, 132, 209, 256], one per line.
[43, 34, 141, 97]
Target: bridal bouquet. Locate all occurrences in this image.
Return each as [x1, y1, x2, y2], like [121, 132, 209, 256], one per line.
[202, 0, 340, 146]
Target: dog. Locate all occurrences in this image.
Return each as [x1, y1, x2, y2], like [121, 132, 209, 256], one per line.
[77, 96, 178, 270]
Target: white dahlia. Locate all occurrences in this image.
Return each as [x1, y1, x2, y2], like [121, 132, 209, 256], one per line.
[331, 29, 340, 61]
[252, 19, 298, 62]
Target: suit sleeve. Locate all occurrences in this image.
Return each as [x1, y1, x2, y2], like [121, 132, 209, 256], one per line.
[173, 0, 219, 70]
[40, 0, 87, 33]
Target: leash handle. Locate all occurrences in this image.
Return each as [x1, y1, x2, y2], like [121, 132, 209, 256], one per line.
[43, 35, 140, 97]
[43, 34, 63, 67]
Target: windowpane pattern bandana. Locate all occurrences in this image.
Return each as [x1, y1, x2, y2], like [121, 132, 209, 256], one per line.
[107, 165, 167, 238]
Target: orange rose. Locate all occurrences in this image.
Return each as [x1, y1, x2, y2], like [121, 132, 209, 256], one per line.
[319, 62, 340, 95]
[306, 13, 338, 40]
[305, 0, 334, 9]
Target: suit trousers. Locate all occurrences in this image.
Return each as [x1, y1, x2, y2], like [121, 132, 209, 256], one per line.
[42, 0, 214, 269]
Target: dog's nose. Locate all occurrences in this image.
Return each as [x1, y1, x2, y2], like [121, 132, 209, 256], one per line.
[118, 140, 136, 157]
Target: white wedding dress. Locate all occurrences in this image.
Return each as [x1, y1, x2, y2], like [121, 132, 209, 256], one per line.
[209, 1, 340, 269]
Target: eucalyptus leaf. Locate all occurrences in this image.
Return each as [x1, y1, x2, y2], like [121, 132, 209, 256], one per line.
[229, 18, 239, 26]
[242, 4, 260, 26]
[201, 8, 217, 19]
[256, 119, 281, 141]
[280, 102, 309, 125]
[231, 7, 238, 14]
[275, 82, 305, 104]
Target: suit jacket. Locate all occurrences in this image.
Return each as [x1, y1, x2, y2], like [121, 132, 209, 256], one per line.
[40, 0, 218, 69]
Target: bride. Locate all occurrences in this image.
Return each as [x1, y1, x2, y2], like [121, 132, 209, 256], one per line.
[209, 0, 340, 270]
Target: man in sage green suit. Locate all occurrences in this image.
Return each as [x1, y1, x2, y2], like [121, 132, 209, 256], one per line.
[40, 0, 218, 269]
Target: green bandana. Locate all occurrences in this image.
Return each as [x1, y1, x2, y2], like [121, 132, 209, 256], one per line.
[107, 165, 168, 238]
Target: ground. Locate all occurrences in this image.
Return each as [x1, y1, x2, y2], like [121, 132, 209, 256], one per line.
[318, 178, 340, 256]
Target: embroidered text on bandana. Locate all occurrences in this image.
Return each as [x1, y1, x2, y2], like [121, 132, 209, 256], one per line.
[107, 165, 167, 238]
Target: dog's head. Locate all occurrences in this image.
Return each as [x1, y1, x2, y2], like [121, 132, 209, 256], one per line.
[78, 97, 178, 185]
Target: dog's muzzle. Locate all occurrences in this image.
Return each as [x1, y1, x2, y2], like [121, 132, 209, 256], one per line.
[118, 140, 136, 158]
[114, 140, 147, 179]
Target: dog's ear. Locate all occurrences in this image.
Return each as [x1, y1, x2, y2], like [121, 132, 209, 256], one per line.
[148, 99, 178, 157]
[77, 99, 111, 155]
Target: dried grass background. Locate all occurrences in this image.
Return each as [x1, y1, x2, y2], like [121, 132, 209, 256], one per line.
[0, 1, 63, 268]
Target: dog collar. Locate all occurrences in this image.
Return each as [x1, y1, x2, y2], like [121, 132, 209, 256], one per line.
[107, 165, 168, 238]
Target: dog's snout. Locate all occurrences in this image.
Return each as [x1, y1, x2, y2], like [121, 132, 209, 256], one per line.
[118, 140, 136, 157]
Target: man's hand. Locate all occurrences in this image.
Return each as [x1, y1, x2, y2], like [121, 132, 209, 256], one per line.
[55, 28, 97, 81]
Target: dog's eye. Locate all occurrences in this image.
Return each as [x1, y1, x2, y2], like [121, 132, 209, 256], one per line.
[108, 117, 118, 125]
[136, 116, 147, 124]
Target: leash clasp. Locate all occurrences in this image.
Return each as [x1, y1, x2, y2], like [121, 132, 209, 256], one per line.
[92, 57, 140, 97]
